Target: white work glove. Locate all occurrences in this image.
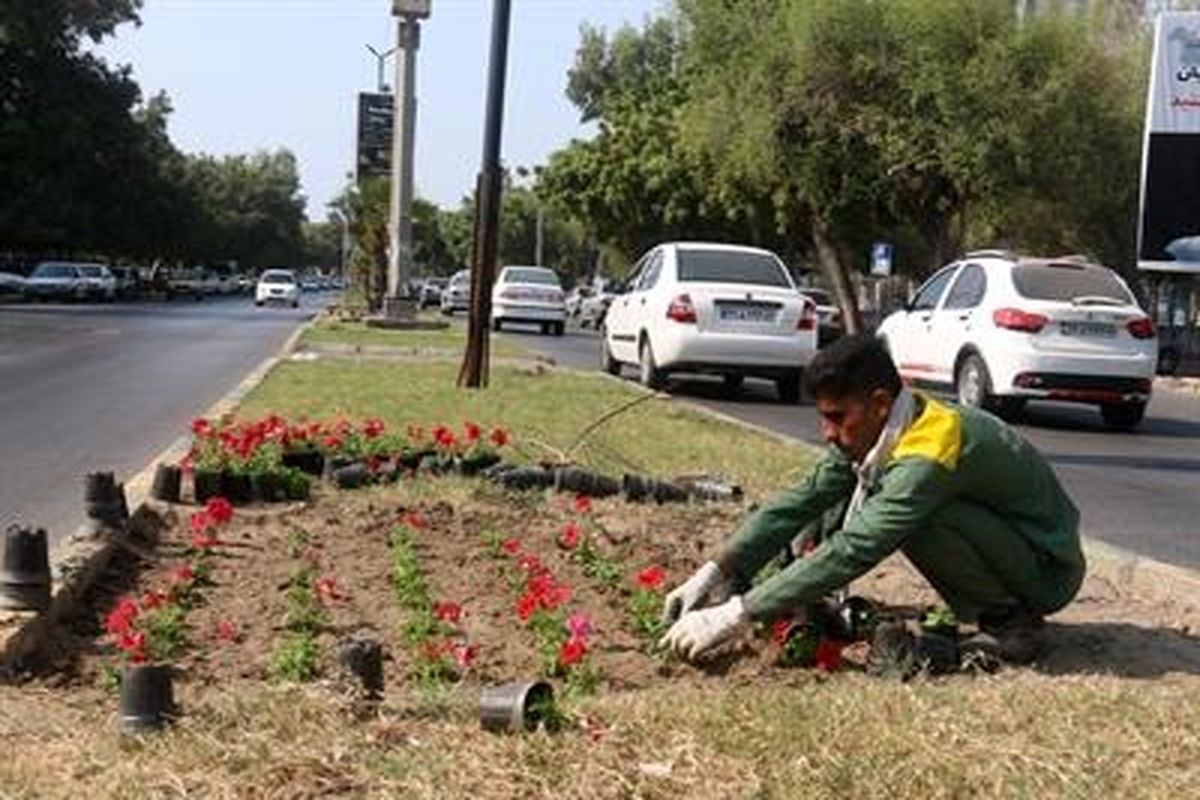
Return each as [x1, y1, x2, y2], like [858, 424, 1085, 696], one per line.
[659, 596, 750, 661]
[660, 561, 724, 625]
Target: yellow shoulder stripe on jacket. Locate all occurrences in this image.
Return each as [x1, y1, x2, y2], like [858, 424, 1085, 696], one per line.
[889, 394, 961, 471]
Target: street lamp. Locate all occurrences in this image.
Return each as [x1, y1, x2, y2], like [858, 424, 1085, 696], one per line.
[382, 0, 431, 320]
[365, 44, 397, 94]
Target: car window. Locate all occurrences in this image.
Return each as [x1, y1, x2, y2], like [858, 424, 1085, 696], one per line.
[504, 267, 559, 286]
[34, 264, 72, 278]
[675, 249, 791, 288]
[943, 264, 987, 310]
[78, 266, 103, 277]
[635, 251, 663, 292]
[260, 271, 295, 284]
[1012, 262, 1133, 305]
[910, 265, 959, 311]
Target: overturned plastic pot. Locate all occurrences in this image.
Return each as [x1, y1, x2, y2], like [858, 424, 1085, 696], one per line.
[396, 448, 435, 471]
[282, 448, 325, 476]
[457, 452, 502, 477]
[193, 469, 223, 504]
[119, 663, 176, 732]
[0, 524, 51, 612]
[479, 680, 556, 734]
[150, 463, 182, 503]
[622, 473, 689, 504]
[250, 471, 287, 503]
[221, 471, 254, 505]
[554, 467, 621, 498]
[332, 462, 369, 490]
[492, 466, 554, 491]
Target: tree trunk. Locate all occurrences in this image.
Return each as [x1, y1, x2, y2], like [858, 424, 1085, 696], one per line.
[811, 217, 863, 334]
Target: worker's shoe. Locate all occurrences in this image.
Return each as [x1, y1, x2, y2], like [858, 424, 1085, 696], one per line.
[959, 608, 1045, 670]
[867, 621, 960, 679]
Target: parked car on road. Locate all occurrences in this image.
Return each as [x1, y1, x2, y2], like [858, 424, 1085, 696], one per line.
[601, 242, 819, 402]
[74, 264, 117, 301]
[0, 271, 26, 297]
[255, 269, 301, 308]
[579, 280, 621, 329]
[440, 270, 471, 315]
[420, 276, 448, 309]
[490, 266, 567, 335]
[877, 252, 1157, 430]
[798, 287, 844, 347]
[24, 262, 88, 301]
[565, 286, 594, 318]
[108, 266, 141, 299]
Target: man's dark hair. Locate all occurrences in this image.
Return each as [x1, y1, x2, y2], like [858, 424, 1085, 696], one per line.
[803, 334, 902, 400]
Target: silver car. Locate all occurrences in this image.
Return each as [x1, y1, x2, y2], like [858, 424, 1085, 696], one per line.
[24, 262, 86, 301]
[440, 270, 471, 315]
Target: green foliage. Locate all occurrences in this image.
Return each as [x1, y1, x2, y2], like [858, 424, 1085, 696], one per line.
[284, 562, 329, 634]
[141, 604, 189, 662]
[628, 589, 666, 640]
[271, 632, 320, 682]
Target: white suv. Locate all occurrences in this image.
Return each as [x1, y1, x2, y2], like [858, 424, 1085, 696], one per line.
[601, 242, 818, 403]
[255, 269, 300, 308]
[877, 252, 1157, 430]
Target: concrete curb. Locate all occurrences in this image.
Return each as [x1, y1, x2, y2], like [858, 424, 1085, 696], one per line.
[0, 319, 314, 675]
[1155, 375, 1200, 396]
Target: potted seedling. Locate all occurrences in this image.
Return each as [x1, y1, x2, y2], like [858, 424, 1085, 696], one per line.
[104, 593, 187, 731]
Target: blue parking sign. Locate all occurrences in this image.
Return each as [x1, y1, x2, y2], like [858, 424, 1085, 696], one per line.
[871, 242, 893, 277]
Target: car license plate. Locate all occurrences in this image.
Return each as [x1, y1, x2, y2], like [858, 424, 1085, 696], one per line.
[1060, 321, 1115, 338]
[718, 303, 777, 323]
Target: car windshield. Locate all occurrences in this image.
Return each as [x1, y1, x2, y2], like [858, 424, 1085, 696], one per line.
[429, 278, 447, 287]
[1012, 263, 1134, 305]
[451, 273, 469, 286]
[504, 268, 559, 286]
[260, 271, 294, 285]
[676, 250, 792, 288]
[32, 264, 73, 278]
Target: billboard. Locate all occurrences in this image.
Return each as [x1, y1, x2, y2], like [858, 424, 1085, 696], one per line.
[1139, 12, 1200, 273]
[356, 92, 394, 181]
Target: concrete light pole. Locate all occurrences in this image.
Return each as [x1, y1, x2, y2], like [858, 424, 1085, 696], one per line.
[384, 0, 430, 321]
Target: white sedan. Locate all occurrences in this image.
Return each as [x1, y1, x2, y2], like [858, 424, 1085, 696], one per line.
[601, 242, 819, 403]
[491, 266, 567, 335]
[255, 269, 300, 308]
[877, 252, 1157, 429]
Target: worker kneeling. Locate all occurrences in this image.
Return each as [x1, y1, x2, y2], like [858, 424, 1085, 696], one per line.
[660, 334, 1085, 669]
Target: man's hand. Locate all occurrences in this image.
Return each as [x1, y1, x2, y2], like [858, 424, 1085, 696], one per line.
[661, 561, 724, 625]
[659, 596, 749, 661]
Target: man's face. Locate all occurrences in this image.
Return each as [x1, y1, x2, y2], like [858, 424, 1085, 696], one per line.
[814, 389, 894, 463]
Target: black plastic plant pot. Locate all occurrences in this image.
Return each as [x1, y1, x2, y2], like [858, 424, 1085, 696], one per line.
[479, 680, 555, 734]
[250, 471, 286, 503]
[336, 634, 384, 699]
[396, 449, 435, 470]
[496, 467, 553, 491]
[623, 474, 689, 504]
[193, 469, 224, 504]
[554, 467, 621, 498]
[84, 471, 117, 503]
[154, 462, 184, 501]
[322, 454, 358, 482]
[457, 452, 502, 477]
[282, 449, 325, 476]
[0, 525, 51, 612]
[332, 462, 369, 489]
[119, 663, 176, 732]
[221, 471, 254, 506]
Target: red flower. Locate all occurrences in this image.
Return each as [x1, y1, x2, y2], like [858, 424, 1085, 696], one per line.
[771, 619, 792, 646]
[516, 592, 538, 621]
[433, 601, 462, 624]
[558, 636, 587, 667]
[558, 522, 580, 550]
[518, 553, 546, 576]
[117, 630, 147, 662]
[572, 494, 592, 514]
[216, 620, 239, 643]
[190, 509, 212, 534]
[433, 425, 457, 450]
[814, 638, 845, 672]
[190, 530, 218, 550]
[565, 612, 593, 640]
[365, 456, 382, 474]
[362, 418, 386, 439]
[191, 418, 213, 437]
[140, 590, 168, 611]
[314, 576, 342, 605]
[321, 434, 344, 450]
[489, 427, 510, 448]
[463, 421, 481, 444]
[401, 511, 427, 530]
[634, 566, 667, 591]
[169, 564, 194, 584]
[451, 642, 479, 669]
[104, 596, 139, 635]
[501, 538, 521, 555]
[203, 496, 233, 525]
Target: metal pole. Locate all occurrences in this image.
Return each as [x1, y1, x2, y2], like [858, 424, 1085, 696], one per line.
[459, 0, 513, 388]
[385, 18, 420, 319]
[535, 206, 544, 266]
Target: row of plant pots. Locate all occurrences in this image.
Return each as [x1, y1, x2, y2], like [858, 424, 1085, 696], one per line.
[151, 463, 312, 506]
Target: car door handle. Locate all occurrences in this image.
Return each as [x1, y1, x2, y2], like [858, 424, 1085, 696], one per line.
[918, 313, 932, 323]
[639, 298, 646, 306]
[957, 313, 970, 321]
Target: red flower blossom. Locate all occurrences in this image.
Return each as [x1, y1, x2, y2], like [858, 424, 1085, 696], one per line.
[634, 566, 667, 591]
[203, 496, 233, 525]
[190, 509, 212, 534]
[362, 418, 386, 439]
[104, 596, 139, 635]
[489, 427, 510, 448]
[558, 636, 587, 667]
[771, 619, 792, 646]
[572, 494, 592, 514]
[463, 421, 481, 444]
[366, 455, 382, 474]
[814, 638, 845, 672]
[314, 576, 342, 605]
[117, 630, 147, 663]
[169, 563, 194, 584]
[140, 590, 168, 611]
[191, 418, 213, 437]
[432, 425, 457, 450]
[558, 522, 580, 550]
[500, 538, 521, 555]
[433, 601, 463, 624]
[321, 434, 344, 450]
[401, 511, 427, 530]
[565, 612, 593, 640]
[516, 592, 538, 621]
[216, 620, 239, 643]
[451, 642, 479, 669]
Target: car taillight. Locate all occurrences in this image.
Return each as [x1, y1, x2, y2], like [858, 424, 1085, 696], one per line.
[993, 308, 1048, 333]
[796, 298, 817, 331]
[666, 293, 697, 323]
[1126, 317, 1156, 340]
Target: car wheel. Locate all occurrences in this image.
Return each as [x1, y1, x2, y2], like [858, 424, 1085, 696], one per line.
[601, 335, 622, 376]
[956, 354, 994, 411]
[775, 370, 802, 404]
[291, 300, 299, 309]
[638, 338, 667, 390]
[1100, 401, 1146, 431]
[553, 321, 565, 337]
[723, 374, 745, 395]
[255, 300, 264, 307]
[491, 317, 502, 332]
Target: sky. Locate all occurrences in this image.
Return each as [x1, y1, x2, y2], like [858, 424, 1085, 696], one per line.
[96, 0, 664, 219]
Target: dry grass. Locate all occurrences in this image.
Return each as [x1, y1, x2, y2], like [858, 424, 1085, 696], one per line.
[3, 675, 1199, 799]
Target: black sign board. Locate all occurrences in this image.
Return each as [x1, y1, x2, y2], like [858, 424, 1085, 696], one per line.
[357, 92, 394, 181]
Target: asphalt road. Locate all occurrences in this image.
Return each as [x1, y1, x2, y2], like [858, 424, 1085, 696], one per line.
[0, 294, 322, 544]
[501, 322, 1200, 570]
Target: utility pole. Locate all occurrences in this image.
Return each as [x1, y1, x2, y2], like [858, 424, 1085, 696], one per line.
[383, 0, 430, 322]
[458, 0, 513, 388]
[535, 206, 544, 266]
